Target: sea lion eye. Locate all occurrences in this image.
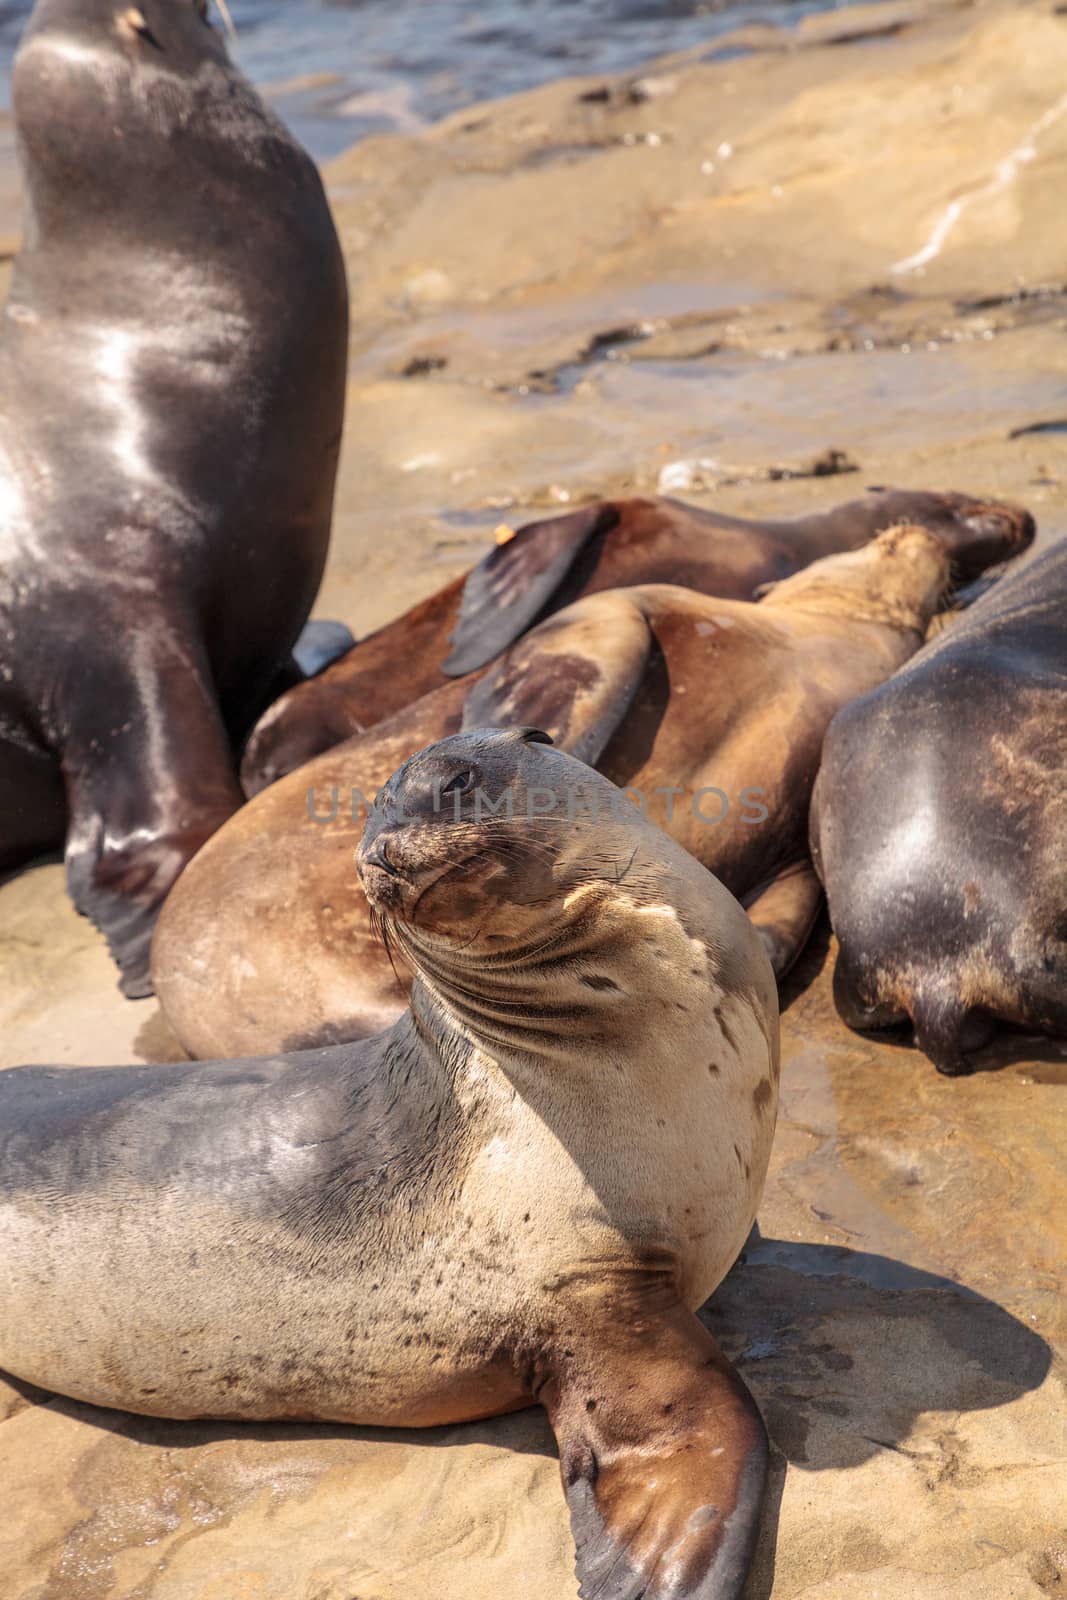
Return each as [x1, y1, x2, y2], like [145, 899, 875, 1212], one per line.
[441, 769, 475, 797]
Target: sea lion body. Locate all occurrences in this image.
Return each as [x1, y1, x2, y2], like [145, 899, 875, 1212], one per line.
[450, 525, 955, 982]
[811, 538, 1067, 1075]
[0, 0, 348, 991]
[155, 525, 960, 1058]
[1, 732, 779, 1598]
[242, 488, 1034, 792]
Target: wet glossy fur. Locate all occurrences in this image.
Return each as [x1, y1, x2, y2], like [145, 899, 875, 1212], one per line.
[0, 0, 348, 993]
[811, 539, 1067, 1074]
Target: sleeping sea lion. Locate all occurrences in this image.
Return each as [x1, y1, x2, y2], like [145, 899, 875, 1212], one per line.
[0, 729, 780, 1600]
[154, 525, 966, 1059]
[0, 0, 348, 993]
[241, 488, 1034, 793]
[811, 537, 1067, 1075]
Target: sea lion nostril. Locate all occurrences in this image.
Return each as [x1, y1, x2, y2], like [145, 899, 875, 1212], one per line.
[364, 837, 402, 879]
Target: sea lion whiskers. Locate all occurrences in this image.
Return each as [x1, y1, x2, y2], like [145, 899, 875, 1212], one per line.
[368, 906, 409, 990]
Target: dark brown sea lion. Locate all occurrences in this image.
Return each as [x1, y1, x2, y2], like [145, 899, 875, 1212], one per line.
[154, 525, 960, 1059]
[0, 0, 348, 994]
[811, 538, 1067, 1076]
[1, 730, 781, 1600]
[241, 488, 1034, 794]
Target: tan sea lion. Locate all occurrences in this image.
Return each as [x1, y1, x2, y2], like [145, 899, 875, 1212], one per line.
[241, 488, 1034, 794]
[0, 0, 349, 995]
[155, 525, 957, 1060]
[0, 730, 780, 1600]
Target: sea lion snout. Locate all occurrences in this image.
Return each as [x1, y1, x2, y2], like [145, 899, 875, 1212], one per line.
[927, 494, 1036, 579]
[356, 728, 562, 926]
[356, 822, 449, 915]
[18, 0, 228, 73]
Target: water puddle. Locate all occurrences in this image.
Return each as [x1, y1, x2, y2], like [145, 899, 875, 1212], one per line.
[528, 333, 1067, 474]
[354, 279, 776, 380]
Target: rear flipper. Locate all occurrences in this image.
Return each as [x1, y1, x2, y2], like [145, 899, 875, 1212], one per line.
[744, 862, 824, 982]
[462, 591, 652, 766]
[61, 623, 244, 998]
[544, 1303, 767, 1599]
[443, 502, 622, 676]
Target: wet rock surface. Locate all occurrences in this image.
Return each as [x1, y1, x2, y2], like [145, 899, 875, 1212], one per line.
[0, 0, 1065, 1595]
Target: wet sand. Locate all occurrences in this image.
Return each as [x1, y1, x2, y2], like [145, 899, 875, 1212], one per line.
[1, 0, 1065, 1595]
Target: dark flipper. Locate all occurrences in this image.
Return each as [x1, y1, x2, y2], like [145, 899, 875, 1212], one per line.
[545, 1304, 768, 1599]
[743, 862, 825, 982]
[909, 992, 989, 1077]
[62, 622, 243, 997]
[292, 619, 358, 679]
[462, 591, 652, 766]
[442, 502, 621, 676]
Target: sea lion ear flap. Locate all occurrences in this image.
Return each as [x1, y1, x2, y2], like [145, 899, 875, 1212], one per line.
[753, 579, 779, 602]
[461, 592, 652, 767]
[442, 502, 622, 677]
[517, 728, 554, 746]
[544, 1305, 768, 1600]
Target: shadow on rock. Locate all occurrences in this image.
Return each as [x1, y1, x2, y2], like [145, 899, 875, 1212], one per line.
[710, 1228, 1049, 1465]
[708, 1232, 1052, 1474]
[710, 1233, 1054, 1598]
[779, 910, 832, 1016]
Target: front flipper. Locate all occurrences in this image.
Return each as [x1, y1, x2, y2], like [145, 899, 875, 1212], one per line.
[442, 502, 622, 676]
[462, 591, 652, 766]
[61, 623, 244, 997]
[743, 862, 824, 982]
[545, 1304, 767, 1599]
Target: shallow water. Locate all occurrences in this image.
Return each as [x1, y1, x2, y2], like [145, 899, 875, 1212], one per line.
[0, 0, 846, 159]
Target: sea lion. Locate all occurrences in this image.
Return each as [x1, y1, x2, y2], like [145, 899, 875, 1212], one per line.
[0, 729, 781, 1600]
[0, 0, 348, 994]
[811, 537, 1067, 1076]
[154, 524, 960, 1060]
[241, 488, 1034, 794]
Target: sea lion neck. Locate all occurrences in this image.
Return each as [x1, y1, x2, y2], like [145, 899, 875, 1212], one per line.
[394, 866, 718, 1068]
[758, 524, 949, 636]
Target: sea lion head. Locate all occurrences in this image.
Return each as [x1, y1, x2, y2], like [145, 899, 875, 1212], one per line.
[358, 727, 771, 1053]
[16, 0, 230, 91]
[868, 489, 1036, 580]
[358, 727, 636, 952]
[13, 0, 243, 238]
[757, 523, 951, 632]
